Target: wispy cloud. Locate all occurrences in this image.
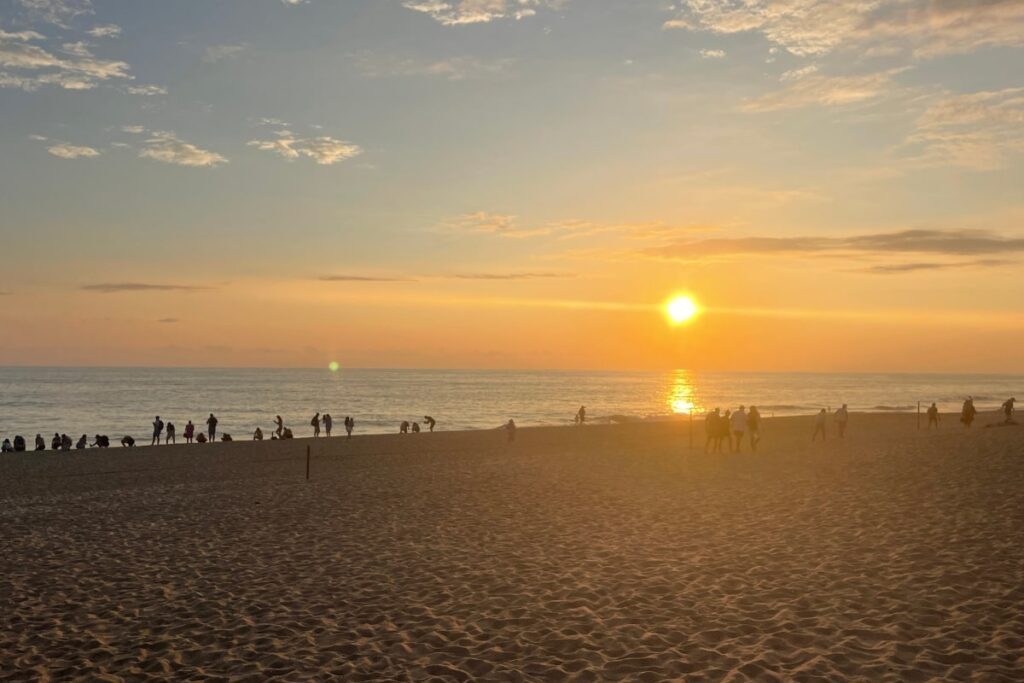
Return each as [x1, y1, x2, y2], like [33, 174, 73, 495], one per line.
[402, 0, 564, 26]
[202, 44, 246, 63]
[356, 53, 514, 80]
[699, 48, 726, 59]
[862, 259, 1013, 274]
[81, 282, 212, 293]
[157, 317, 179, 323]
[47, 142, 100, 159]
[86, 24, 121, 38]
[16, 0, 93, 28]
[319, 275, 415, 282]
[742, 68, 906, 112]
[0, 25, 131, 91]
[447, 272, 572, 280]
[248, 130, 362, 165]
[139, 131, 228, 167]
[125, 84, 167, 96]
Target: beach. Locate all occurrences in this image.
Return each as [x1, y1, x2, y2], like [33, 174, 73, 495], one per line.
[1, 414, 1022, 681]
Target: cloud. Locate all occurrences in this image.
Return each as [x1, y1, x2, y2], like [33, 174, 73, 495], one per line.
[447, 272, 572, 280]
[319, 275, 415, 282]
[86, 24, 121, 38]
[139, 131, 228, 167]
[699, 48, 726, 59]
[203, 44, 246, 63]
[248, 130, 362, 165]
[645, 228, 1024, 262]
[121, 125, 145, 134]
[401, 0, 563, 26]
[125, 84, 167, 96]
[664, 0, 1024, 59]
[356, 54, 514, 80]
[443, 211, 551, 238]
[16, 0, 93, 28]
[81, 283, 211, 293]
[742, 68, 905, 111]
[863, 259, 1013, 274]
[47, 142, 100, 159]
[157, 317, 179, 323]
[0, 27, 131, 91]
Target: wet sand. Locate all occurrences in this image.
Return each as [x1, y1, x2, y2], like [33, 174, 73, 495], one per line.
[1, 414, 1022, 681]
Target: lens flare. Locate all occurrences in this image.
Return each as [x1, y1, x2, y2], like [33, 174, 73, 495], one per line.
[328, 361, 340, 372]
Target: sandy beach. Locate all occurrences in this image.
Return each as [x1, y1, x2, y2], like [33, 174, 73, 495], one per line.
[1, 413, 1022, 681]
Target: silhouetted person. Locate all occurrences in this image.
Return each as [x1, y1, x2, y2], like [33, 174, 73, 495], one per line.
[254, 427, 264, 441]
[1, 439, 11, 453]
[311, 412, 321, 437]
[221, 434, 233, 442]
[34, 434, 45, 451]
[282, 427, 294, 439]
[196, 433, 207, 444]
[412, 422, 421, 433]
[1001, 397, 1016, 424]
[960, 398, 976, 429]
[166, 422, 176, 444]
[720, 410, 733, 452]
[51, 433, 61, 450]
[91, 435, 110, 448]
[13, 435, 26, 452]
[206, 413, 218, 442]
[927, 402, 939, 429]
[813, 409, 827, 442]
[835, 404, 849, 438]
[324, 414, 332, 437]
[275, 415, 284, 438]
[151, 416, 164, 446]
[576, 406, 586, 425]
[61, 434, 72, 451]
[121, 435, 136, 447]
[345, 416, 354, 438]
[731, 406, 748, 453]
[705, 409, 720, 453]
[184, 420, 195, 443]
[748, 406, 762, 452]
[506, 419, 517, 443]
[75, 434, 87, 450]
[424, 416, 436, 432]
[400, 421, 410, 434]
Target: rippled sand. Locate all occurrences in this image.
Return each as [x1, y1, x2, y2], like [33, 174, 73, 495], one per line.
[2, 414, 1022, 681]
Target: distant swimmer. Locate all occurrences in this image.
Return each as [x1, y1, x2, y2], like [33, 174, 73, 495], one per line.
[730, 406, 748, 453]
[345, 416, 354, 438]
[506, 419, 517, 443]
[184, 420, 195, 443]
[424, 416, 436, 432]
[34, 434, 45, 451]
[813, 409, 827, 442]
[412, 422, 421, 433]
[400, 421, 410, 434]
[834, 404, 849, 438]
[324, 413, 333, 437]
[960, 397, 977, 429]
[151, 416, 164, 446]
[705, 409, 720, 454]
[311, 412, 321, 438]
[576, 406, 587, 425]
[748, 406, 762, 452]
[206, 413, 218, 442]
[1001, 397, 1016, 424]
[166, 422, 176, 444]
[121, 435, 136, 447]
[254, 427, 264, 441]
[275, 415, 284, 438]
[927, 402, 939, 429]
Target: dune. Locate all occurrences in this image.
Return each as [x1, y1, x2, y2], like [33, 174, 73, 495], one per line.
[1, 413, 1022, 681]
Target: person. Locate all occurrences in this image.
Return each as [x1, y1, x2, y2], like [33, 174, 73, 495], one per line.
[253, 427, 264, 441]
[411, 422, 421, 433]
[960, 397, 977, 429]
[1, 439, 12, 453]
[424, 416, 436, 432]
[75, 434, 87, 450]
[834, 404, 849, 438]
[61, 434, 72, 451]
[747, 406, 762, 452]
[400, 421, 410, 434]
[151, 416, 164, 446]
[730, 406, 748, 453]
[720, 410, 733, 453]
[91, 435, 110, 448]
[166, 422, 176, 444]
[196, 433, 207, 444]
[121, 435, 136, 447]
[1001, 397, 1016, 424]
[51, 433, 61, 450]
[324, 413, 333, 437]
[221, 434, 233, 442]
[927, 402, 939, 429]
[274, 415, 284, 438]
[345, 416, 354, 438]
[184, 420, 195, 443]
[282, 427, 294, 439]
[34, 434, 45, 451]
[13, 435, 26, 452]
[812, 409, 827, 442]
[506, 419, 517, 443]
[704, 409, 720, 453]
[576, 406, 586, 425]
[206, 413, 218, 442]
[311, 412, 321, 437]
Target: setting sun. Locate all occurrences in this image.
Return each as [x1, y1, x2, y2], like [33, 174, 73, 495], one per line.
[666, 296, 700, 325]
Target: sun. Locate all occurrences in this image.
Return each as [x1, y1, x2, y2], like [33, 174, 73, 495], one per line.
[666, 295, 700, 325]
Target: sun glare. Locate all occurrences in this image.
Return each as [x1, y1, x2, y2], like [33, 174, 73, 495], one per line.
[666, 296, 699, 325]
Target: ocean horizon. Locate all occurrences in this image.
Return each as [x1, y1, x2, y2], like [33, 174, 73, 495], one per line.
[2, 367, 1021, 442]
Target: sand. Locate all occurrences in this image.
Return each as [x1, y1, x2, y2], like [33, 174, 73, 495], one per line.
[1, 413, 1023, 681]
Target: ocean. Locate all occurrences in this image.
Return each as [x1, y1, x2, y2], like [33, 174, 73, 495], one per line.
[0, 367, 1020, 442]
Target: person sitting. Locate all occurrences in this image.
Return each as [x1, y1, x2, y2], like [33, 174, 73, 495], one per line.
[411, 422, 421, 433]
[196, 433, 207, 443]
[221, 434, 233, 442]
[51, 433, 61, 450]
[121, 435, 136, 447]
[1, 439, 12, 453]
[13, 435, 26, 452]
[34, 434, 46, 451]
[61, 434, 73, 451]
[75, 435, 88, 449]
[400, 421, 410, 434]
[253, 427, 264, 441]
[282, 428, 294, 439]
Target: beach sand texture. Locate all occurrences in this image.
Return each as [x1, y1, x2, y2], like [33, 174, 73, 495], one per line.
[1, 414, 1023, 681]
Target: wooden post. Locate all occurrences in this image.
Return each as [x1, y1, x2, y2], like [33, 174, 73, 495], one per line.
[917, 401, 921, 431]
[689, 411, 694, 449]
[306, 444, 310, 481]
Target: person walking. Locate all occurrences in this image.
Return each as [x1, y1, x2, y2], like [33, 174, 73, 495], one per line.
[704, 409, 720, 453]
[151, 416, 164, 446]
[730, 405, 748, 453]
[576, 406, 586, 425]
[274, 415, 284, 438]
[813, 408, 828, 442]
[834, 404, 849, 438]
[206, 413, 218, 443]
[1001, 397, 1016, 424]
[345, 416, 354, 438]
[747, 406, 762, 452]
[960, 397, 977, 429]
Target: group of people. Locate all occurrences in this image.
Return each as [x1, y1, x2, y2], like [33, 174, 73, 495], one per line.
[299, 413, 356, 440]
[703, 405, 762, 453]
[399, 416, 436, 434]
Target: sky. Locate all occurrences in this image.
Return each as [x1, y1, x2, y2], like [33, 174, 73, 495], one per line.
[1, 0, 1023, 371]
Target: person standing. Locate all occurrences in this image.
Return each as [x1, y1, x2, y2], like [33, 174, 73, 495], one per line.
[206, 413, 218, 443]
[311, 412, 321, 437]
[184, 420, 195, 443]
[576, 406, 586, 425]
[424, 416, 436, 432]
[34, 434, 45, 451]
[927, 403, 939, 429]
[323, 413, 333, 437]
[1001, 397, 1016, 424]
[813, 409, 828, 442]
[345, 416, 354, 438]
[704, 409, 720, 454]
[166, 421, 176, 444]
[506, 419, 517, 443]
[960, 397, 977, 429]
[834, 404, 849, 438]
[730, 406, 748, 453]
[747, 406, 762, 452]
[151, 416, 164, 446]
[274, 415, 284, 438]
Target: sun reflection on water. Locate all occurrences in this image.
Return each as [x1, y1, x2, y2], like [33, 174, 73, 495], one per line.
[667, 369, 702, 415]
